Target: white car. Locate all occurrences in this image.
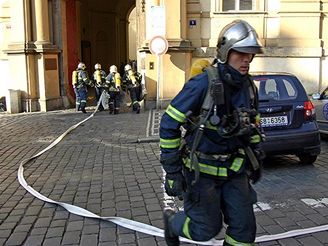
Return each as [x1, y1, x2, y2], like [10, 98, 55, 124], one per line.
[312, 86, 328, 135]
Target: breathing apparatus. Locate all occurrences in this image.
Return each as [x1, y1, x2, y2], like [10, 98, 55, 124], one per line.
[72, 70, 78, 86]
[128, 70, 137, 86]
[114, 73, 121, 88]
[185, 65, 261, 185]
[95, 70, 102, 84]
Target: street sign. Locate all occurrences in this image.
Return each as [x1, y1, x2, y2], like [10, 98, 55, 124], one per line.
[149, 35, 168, 56]
[146, 5, 166, 40]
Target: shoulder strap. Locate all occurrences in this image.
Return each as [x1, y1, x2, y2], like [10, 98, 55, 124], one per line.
[201, 66, 225, 112]
[201, 67, 214, 111]
[247, 75, 259, 109]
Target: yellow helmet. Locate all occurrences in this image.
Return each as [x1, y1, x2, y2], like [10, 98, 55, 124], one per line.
[189, 59, 211, 78]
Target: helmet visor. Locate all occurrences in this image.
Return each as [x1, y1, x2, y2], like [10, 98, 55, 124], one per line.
[232, 46, 263, 54]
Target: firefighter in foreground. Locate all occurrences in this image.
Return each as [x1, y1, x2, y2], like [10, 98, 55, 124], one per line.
[160, 20, 265, 246]
[72, 62, 90, 113]
[93, 63, 107, 111]
[122, 64, 142, 114]
[106, 65, 122, 114]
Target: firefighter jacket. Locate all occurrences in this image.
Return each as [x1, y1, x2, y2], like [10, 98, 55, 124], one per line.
[93, 70, 107, 88]
[159, 63, 263, 178]
[122, 70, 142, 89]
[106, 72, 121, 91]
[76, 70, 90, 89]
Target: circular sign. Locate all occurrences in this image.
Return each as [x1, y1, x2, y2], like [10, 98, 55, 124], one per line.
[149, 36, 168, 55]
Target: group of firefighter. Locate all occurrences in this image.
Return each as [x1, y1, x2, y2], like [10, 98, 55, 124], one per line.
[72, 62, 144, 114]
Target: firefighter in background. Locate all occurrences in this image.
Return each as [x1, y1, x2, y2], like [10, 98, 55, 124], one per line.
[72, 62, 90, 113]
[72, 67, 80, 111]
[106, 65, 122, 114]
[122, 64, 142, 114]
[93, 63, 107, 111]
[160, 20, 265, 245]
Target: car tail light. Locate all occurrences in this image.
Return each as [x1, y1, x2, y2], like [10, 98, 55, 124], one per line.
[304, 100, 315, 120]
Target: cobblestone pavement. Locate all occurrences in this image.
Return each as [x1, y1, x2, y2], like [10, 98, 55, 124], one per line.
[1, 108, 328, 246]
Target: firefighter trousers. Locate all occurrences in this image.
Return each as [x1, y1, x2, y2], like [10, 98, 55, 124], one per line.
[169, 171, 257, 244]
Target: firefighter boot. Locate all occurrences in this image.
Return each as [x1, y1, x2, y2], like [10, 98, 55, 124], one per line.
[80, 102, 87, 114]
[163, 210, 180, 246]
[135, 104, 140, 114]
[108, 101, 114, 114]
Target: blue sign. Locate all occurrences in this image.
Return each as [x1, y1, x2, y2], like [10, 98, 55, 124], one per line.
[189, 20, 197, 26]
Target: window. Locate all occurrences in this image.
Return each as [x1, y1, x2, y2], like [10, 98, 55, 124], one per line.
[282, 79, 297, 98]
[254, 76, 298, 101]
[223, 0, 254, 11]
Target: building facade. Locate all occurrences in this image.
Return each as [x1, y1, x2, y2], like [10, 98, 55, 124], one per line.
[0, 0, 327, 113]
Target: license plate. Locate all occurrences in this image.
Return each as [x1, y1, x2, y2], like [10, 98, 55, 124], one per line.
[260, 116, 288, 127]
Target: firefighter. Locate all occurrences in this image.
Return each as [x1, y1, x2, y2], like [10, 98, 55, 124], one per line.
[160, 20, 265, 246]
[122, 64, 142, 114]
[72, 67, 80, 111]
[106, 65, 121, 114]
[73, 62, 90, 113]
[93, 63, 107, 111]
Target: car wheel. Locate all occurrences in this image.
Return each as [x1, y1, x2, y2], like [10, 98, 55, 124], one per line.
[298, 154, 317, 165]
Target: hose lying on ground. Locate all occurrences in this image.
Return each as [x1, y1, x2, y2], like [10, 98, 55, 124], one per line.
[17, 91, 328, 245]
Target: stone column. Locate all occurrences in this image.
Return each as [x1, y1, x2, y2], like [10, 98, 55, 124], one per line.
[6, 0, 38, 112]
[34, 0, 50, 44]
[32, 0, 61, 111]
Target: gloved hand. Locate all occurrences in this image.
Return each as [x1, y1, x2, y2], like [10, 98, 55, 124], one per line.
[248, 148, 265, 184]
[164, 172, 186, 198]
[248, 167, 262, 184]
[254, 149, 266, 161]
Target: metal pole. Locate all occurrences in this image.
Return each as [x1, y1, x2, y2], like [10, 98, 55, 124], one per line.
[156, 54, 161, 110]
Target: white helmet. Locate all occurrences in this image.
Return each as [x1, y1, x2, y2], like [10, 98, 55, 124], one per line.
[94, 63, 101, 70]
[110, 65, 117, 73]
[216, 20, 263, 63]
[77, 62, 86, 70]
[124, 64, 132, 71]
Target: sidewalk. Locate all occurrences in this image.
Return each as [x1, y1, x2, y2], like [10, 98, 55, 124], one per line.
[1, 108, 328, 246]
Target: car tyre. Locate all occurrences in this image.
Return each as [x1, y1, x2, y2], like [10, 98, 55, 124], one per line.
[298, 154, 317, 165]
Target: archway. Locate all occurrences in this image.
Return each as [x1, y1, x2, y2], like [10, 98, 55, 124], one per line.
[66, 0, 135, 102]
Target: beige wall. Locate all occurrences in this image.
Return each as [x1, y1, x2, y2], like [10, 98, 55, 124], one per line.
[186, 0, 326, 95]
[0, 0, 10, 98]
[0, 0, 328, 112]
[128, 7, 137, 60]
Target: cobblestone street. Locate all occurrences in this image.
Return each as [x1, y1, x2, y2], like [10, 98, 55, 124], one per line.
[1, 109, 328, 245]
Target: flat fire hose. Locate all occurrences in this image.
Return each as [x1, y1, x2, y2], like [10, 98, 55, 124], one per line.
[17, 91, 328, 245]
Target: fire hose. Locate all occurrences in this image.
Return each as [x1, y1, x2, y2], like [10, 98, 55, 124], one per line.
[17, 91, 328, 245]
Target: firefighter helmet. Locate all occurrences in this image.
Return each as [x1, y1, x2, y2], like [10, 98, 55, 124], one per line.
[94, 63, 101, 70]
[216, 20, 263, 64]
[124, 64, 132, 71]
[110, 65, 117, 73]
[77, 62, 86, 70]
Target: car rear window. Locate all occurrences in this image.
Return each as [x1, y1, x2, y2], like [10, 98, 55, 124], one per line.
[252, 75, 300, 101]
